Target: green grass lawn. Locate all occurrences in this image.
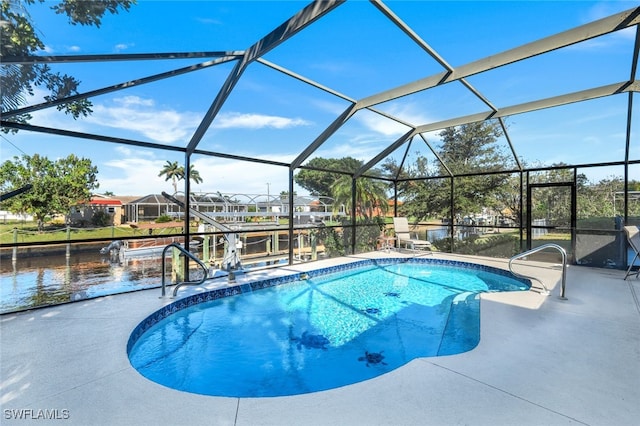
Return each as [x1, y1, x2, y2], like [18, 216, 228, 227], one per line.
[0, 221, 188, 244]
[0, 223, 140, 244]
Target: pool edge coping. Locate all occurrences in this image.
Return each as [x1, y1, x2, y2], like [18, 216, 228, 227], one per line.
[126, 257, 531, 354]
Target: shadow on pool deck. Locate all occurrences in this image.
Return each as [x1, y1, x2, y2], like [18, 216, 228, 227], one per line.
[1, 252, 639, 425]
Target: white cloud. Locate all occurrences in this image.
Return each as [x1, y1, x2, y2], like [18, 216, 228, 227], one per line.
[191, 157, 292, 194]
[356, 114, 410, 137]
[114, 145, 155, 159]
[100, 157, 169, 196]
[213, 112, 312, 129]
[356, 103, 431, 137]
[116, 96, 155, 107]
[99, 157, 293, 196]
[85, 96, 202, 144]
[569, 3, 638, 50]
[196, 17, 222, 25]
[584, 2, 636, 23]
[115, 43, 134, 52]
[97, 145, 298, 196]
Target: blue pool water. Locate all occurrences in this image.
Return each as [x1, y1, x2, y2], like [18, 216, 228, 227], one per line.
[128, 259, 529, 397]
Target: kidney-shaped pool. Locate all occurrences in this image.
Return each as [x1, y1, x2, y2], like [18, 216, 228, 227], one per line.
[127, 258, 530, 397]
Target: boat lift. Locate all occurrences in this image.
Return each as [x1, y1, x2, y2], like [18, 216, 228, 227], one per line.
[161, 191, 242, 272]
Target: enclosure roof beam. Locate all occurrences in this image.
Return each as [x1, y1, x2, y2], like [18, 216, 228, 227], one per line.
[1, 51, 244, 64]
[630, 26, 640, 83]
[186, 0, 345, 155]
[414, 81, 638, 134]
[257, 57, 356, 103]
[624, 27, 640, 165]
[2, 56, 240, 120]
[257, 57, 417, 139]
[370, 0, 453, 72]
[291, 103, 358, 169]
[395, 137, 414, 181]
[356, 7, 640, 109]
[418, 133, 453, 177]
[191, 148, 290, 168]
[495, 81, 638, 116]
[499, 117, 522, 171]
[354, 128, 416, 179]
[371, 0, 498, 113]
[1, 121, 185, 153]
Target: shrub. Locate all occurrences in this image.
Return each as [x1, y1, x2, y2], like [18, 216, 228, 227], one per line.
[433, 233, 520, 258]
[91, 210, 112, 227]
[155, 214, 172, 223]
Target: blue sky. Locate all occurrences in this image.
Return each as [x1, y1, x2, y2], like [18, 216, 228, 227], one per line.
[2, 0, 639, 196]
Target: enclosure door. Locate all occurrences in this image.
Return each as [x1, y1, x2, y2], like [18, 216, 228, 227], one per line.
[526, 182, 576, 263]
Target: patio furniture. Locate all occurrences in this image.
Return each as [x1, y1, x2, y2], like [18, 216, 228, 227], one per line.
[377, 234, 397, 253]
[393, 217, 432, 251]
[624, 225, 640, 280]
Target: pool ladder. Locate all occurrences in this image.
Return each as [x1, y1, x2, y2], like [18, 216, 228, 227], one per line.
[161, 243, 209, 298]
[509, 243, 568, 300]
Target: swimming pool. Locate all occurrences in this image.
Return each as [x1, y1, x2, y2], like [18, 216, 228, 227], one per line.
[127, 258, 530, 397]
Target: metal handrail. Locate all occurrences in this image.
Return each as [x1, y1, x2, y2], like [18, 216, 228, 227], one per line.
[160, 242, 209, 298]
[509, 243, 568, 300]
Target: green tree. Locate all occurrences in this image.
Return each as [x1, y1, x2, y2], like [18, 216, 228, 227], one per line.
[396, 121, 511, 222]
[331, 175, 389, 220]
[627, 180, 640, 216]
[295, 157, 363, 196]
[1, 0, 135, 127]
[158, 160, 181, 193]
[181, 164, 203, 187]
[279, 190, 297, 199]
[528, 165, 584, 228]
[0, 153, 99, 231]
[439, 122, 510, 218]
[158, 161, 203, 193]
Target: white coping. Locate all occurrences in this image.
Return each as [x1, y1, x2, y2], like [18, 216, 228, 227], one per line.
[1, 251, 639, 426]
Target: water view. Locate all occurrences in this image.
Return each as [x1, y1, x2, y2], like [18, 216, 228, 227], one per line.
[0, 227, 456, 314]
[0, 250, 165, 314]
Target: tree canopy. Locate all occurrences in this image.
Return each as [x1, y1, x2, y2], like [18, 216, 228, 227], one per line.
[331, 174, 389, 220]
[386, 121, 511, 221]
[0, 153, 99, 230]
[1, 0, 135, 128]
[294, 157, 363, 196]
[294, 156, 389, 219]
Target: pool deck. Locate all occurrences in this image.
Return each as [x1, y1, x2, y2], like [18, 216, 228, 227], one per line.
[2, 251, 639, 425]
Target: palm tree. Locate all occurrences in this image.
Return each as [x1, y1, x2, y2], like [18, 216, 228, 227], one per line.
[159, 161, 204, 194]
[332, 175, 389, 219]
[183, 164, 203, 187]
[158, 161, 181, 194]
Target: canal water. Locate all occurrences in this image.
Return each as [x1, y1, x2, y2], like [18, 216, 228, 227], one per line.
[0, 251, 165, 314]
[0, 227, 453, 314]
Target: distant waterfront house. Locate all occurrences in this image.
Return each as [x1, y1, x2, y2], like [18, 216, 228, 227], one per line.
[121, 192, 343, 225]
[69, 195, 126, 226]
[0, 210, 34, 223]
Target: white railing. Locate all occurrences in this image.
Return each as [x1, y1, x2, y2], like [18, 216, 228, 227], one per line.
[160, 242, 209, 298]
[509, 243, 568, 300]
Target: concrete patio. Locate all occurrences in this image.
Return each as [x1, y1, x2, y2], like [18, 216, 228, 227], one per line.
[1, 252, 639, 425]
